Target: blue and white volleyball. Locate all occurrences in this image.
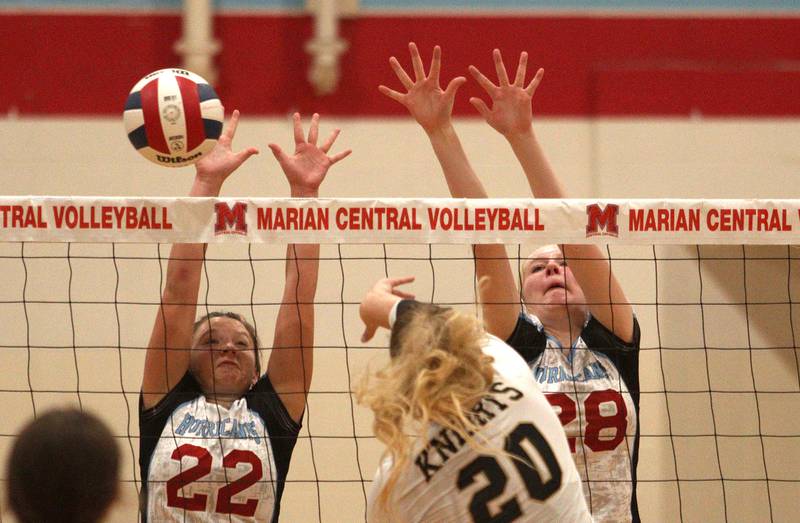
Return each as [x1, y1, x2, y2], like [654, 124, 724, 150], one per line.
[123, 69, 224, 168]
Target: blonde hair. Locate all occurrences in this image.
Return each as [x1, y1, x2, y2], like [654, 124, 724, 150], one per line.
[355, 305, 495, 517]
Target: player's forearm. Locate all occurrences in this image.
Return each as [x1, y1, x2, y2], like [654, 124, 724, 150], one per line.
[281, 243, 320, 321]
[426, 125, 519, 338]
[161, 174, 219, 305]
[272, 244, 317, 401]
[426, 125, 488, 199]
[161, 243, 204, 306]
[506, 129, 565, 199]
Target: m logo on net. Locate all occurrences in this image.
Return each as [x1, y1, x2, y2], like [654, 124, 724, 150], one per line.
[585, 203, 619, 238]
[215, 202, 248, 235]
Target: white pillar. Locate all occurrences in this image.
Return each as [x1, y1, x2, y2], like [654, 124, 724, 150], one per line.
[305, 0, 351, 96]
[175, 0, 220, 84]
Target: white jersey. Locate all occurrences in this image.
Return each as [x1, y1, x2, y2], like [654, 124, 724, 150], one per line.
[508, 312, 641, 523]
[139, 372, 300, 523]
[367, 336, 591, 523]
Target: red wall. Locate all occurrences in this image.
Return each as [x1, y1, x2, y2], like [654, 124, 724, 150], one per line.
[2, 13, 799, 116]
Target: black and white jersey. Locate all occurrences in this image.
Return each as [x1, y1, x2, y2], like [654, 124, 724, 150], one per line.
[367, 335, 591, 523]
[507, 312, 641, 523]
[139, 372, 300, 522]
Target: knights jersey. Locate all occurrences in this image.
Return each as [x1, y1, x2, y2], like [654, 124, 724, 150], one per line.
[367, 335, 591, 523]
[139, 372, 300, 522]
[507, 312, 641, 523]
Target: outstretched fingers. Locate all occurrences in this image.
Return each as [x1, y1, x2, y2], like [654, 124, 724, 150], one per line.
[320, 127, 352, 164]
[360, 325, 378, 343]
[319, 128, 340, 153]
[443, 76, 467, 100]
[392, 288, 416, 300]
[292, 112, 305, 145]
[267, 143, 287, 164]
[307, 113, 320, 146]
[329, 149, 352, 165]
[387, 275, 415, 291]
[234, 146, 259, 166]
[514, 51, 528, 87]
[468, 65, 498, 95]
[429, 45, 442, 85]
[526, 67, 545, 96]
[408, 42, 426, 81]
[388, 56, 414, 90]
[378, 84, 406, 104]
[221, 109, 241, 142]
[469, 97, 492, 120]
[493, 48, 510, 86]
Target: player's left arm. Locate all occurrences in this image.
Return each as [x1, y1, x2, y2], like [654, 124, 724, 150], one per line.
[267, 113, 351, 423]
[470, 50, 634, 342]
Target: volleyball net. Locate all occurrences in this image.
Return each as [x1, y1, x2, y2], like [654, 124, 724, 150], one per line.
[0, 196, 798, 522]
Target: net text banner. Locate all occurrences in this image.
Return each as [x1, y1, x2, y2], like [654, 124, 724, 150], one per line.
[0, 197, 796, 244]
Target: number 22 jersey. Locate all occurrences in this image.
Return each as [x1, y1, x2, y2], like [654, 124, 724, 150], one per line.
[507, 312, 641, 523]
[139, 372, 300, 522]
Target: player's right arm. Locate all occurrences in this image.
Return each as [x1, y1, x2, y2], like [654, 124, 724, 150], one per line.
[141, 110, 258, 409]
[379, 42, 520, 340]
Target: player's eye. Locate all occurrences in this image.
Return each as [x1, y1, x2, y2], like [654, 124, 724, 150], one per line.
[531, 265, 544, 273]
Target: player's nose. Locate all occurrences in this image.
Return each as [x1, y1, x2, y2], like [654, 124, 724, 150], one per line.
[545, 260, 560, 275]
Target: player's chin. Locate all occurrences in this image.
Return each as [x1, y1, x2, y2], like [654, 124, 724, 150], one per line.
[210, 381, 249, 397]
[213, 370, 248, 390]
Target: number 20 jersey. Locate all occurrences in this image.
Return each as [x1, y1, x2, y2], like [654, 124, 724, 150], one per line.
[139, 372, 300, 522]
[507, 312, 641, 523]
[367, 336, 591, 523]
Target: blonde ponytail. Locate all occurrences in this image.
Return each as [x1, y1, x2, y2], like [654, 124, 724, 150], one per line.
[355, 306, 494, 517]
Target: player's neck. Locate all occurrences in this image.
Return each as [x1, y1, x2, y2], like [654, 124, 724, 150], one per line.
[205, 394, 236, 410]
[537, 306, 585, 347]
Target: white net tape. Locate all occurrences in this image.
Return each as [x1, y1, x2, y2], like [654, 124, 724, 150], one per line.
[2, 197, 799, 244]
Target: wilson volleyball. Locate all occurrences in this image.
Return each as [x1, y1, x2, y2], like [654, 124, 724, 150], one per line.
[123, 69, 223, 167]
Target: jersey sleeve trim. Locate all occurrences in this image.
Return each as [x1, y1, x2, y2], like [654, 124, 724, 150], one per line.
[583, 314, 641, 351]
[505, 312, 547, 364]
[139, 371, 200, 420]
[251, 373, 302, 434]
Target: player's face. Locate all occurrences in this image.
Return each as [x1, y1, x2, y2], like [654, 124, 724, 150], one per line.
[521, 245, 587, 314]
[190, 316, 258, 398]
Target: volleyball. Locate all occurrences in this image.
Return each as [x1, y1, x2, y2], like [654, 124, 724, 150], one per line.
[123, 68, 224, 168]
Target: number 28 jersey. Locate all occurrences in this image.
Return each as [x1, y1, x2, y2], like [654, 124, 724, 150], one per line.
[367, 336, 591, 523]
[507, 312, 641, 523]
[139, 372, 300, 522]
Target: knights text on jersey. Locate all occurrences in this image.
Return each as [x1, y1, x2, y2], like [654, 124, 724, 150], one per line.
[506, 312, 641, 523]
[367, 336, 591, 523]
[139, 372, 300, 522]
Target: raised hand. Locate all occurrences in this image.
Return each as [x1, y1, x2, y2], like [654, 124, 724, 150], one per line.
[379, 42, 466, 135]
[268, 112, 351, 197]
[468, 49, 544, 138]
[360, 276, 416, 342]
[194, 110, 259, 193]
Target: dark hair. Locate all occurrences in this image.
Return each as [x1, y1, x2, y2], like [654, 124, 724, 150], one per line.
[389, 300, 445, 358]
[193, 311, 262, 377]
[7, 408, 120, 523]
